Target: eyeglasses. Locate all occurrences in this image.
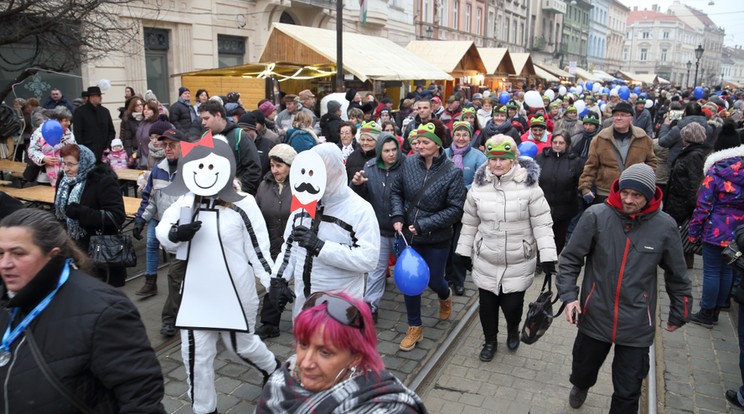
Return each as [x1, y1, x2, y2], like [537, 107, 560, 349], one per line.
[61, 161, 78, 168]
[302, 292, 364, 330]
[162, 142, 179, 149]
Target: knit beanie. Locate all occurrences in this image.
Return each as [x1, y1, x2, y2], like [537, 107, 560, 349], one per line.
[714, 121, 742, 151]
[530, 116, 546, 128]
[415, 123, 442, 147]
[259, 101, 276, 117]
[493, 105, 508, 115]
[484, 136, 517, 159]
[565, 106, 577, 114]
[619, 163, 656, 201]
[582, 113, 600, 126]
[144, 90, 158, 102]
[452, 120, 473, 137]
[680, 122, 706, 145]
[461, 107, 476, 117]
[110, 138, 123, 149]
[148, 114, 173, 136]
[268, 144, 297, 166]
[359, 121, 381, 141]
[178, 87, 190, 97]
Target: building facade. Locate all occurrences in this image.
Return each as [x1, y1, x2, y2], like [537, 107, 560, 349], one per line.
[605, 0, 629, 72]
[667, 0, 725, 87]
[561, 0, 591, 70]
[526, 0, 565, 67]
[417, 0, 489, 46]
[587, 0, 608, 70]
[723, 46, 744, 86]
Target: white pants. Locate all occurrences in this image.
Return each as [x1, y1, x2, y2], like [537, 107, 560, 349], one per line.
[180, 329, 277, 414]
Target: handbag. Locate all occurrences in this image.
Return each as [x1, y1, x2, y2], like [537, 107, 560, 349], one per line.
[88, 211, 137, 268]
[679, 219, 702, 256]
[520, 272, 565, 345]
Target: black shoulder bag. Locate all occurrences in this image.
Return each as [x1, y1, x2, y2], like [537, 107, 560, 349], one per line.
[520, 272, 566, 345]
[88, 211, 137, 268]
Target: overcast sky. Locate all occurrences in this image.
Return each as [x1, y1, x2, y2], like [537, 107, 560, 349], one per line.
[620, 0, 744, 48]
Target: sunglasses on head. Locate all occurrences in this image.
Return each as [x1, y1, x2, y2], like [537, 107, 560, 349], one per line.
[303, 292, 364, 330]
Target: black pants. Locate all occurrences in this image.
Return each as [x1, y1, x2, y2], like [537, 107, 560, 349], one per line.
[162, 257, 185, 325]
[570, 331, 650, 414]
[445, 221, 466, 288]
[553, 218, 571, 255]
[478, 287, 525, 342]
[259, 292, 282, 326]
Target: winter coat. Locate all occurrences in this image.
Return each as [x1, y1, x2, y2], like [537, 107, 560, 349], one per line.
[578, 126, 657, 197]
[663, 143, 710, 224]
[390, 151, 466, 246]
[27, 125, 76, 184]
[554, 117, 583, 138]
[42, 96, 74, 112]
[255, 171, 292, 259]
[658, 115, 714, 169]
[104, 149, 129, 170]
[634, 108, 654, 138]
[570, 129, 598, 161]
[455, 158, 557, 295]
[557, 180, 692, 347]
[352, 135, 406, 237]
[345, 147, 375, 183]
[536, 148, 584, 221]
[689, 145, 744, 247]
[120, 115, 140, 155]
[444, 145, 487, 189]
[136, 118, 157, 168]
[72, 102, 116, 160]
[319, 112, 343, 144]
[521, 130, 553, 153]
[475, 120, 521, 148]
[0, 258, 165, 414]
[169, 100, 196, 133]
[271, 144, 380, 317]
[212, 123, 263, 195]
[285, 128, 318, 154]
[136, 157, 179, 223]
[255, 134, 277, 176]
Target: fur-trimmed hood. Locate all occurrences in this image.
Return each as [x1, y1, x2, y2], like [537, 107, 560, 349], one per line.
[473, 156, 540, 187]
[703, 144, 744, 173]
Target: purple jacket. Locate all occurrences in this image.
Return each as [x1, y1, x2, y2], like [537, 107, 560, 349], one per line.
[690, 145, 744, 247]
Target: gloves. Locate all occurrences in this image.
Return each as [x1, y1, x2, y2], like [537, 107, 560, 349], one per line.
[269, 277, 295, 312]
[458, 254, 472, 272]
[582, 192, 595, 205]
[168, 221, 202, 243]
[541, 261, 556, 276]
[292, 225, 325, 257]
[132, 219, 145, 240]
[65, 203, 87, 220]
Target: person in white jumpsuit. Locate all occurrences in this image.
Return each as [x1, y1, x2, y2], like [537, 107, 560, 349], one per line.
[156, 133, 278, 414]
[271, 143, 380, 317]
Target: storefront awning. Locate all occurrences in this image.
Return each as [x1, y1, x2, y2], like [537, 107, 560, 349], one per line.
[406, 41, 487, 75]
[509, 53, 536, 77]
[535, 63, 573, 79]
[477, 48, 516, 76]
[574, 67, 602, 82]
[592, 70, 618, 82]
[534, 66, 559, 82]
[257, 23, 452, 82]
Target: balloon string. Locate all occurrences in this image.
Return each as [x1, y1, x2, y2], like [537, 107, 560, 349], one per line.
[398, 230, 409, 247]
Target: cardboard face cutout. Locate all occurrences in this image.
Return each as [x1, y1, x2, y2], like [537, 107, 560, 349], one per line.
[182, 153, 232, 197]
[289, 151, 327, 218]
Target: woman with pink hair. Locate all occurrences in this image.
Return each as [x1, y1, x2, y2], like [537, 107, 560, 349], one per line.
[256, 292, 427, 413]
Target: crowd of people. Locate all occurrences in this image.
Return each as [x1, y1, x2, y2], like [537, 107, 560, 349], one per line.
[2, 79, 744, 413]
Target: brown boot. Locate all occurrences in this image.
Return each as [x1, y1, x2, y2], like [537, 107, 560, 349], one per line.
[399, 326, 423, 351]
[135, 274, 158, 297]
[439, 288, 453, 320]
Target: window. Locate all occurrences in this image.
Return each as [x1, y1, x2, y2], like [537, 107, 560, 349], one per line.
[424, 0, 430, 22]
[505, 18, 510, 43]
[661, 48, 667, 62]
[476, 8, 482, 35]
[663, 31, 669, 39]
[642, 31, 649, 39]
[439, 0, 447, 26]
[640, 48, 647, 61]
[217, 35, 245, 68]
[488, 11, 494, 37]
[465, 4, 471, 33]
[453, 1, 458, 29]
[623, 48, 628, 60]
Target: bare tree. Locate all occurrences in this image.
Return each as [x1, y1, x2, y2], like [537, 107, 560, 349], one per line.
[0, 0, 155, 101]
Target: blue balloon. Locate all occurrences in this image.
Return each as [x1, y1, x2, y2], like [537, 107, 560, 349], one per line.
[694, 86, 704, 99]
[499, 91, 510, 105]
[579, 108, 589, 118]
[639, 93, 648, 99]
[633, 86, 641, 94]
[518, 141, 538, 159]
[619, 86, 631, 100]
[41, 120, 64, 146]
[394, 246, 430, 296]
[602, 87, 610, 94]
[569, 87, 577, 94]
[584, 81, 593, 92]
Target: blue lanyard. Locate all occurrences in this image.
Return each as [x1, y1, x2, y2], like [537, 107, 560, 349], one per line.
[1, 259, 71, 352]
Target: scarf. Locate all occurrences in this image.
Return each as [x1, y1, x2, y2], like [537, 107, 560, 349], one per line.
[451, 144, 470, 169]
[54, 145, 96, 240]
[257, 356, 428, 414]
[149, 141, 165, 161]
[132, 112, 144, 121]
[482, 119, 513, 137]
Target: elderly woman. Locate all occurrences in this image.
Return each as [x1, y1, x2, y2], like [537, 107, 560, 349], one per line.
[338, 121, 357, 162]
[346, 121, 380, 182]
[391, 123, 466, 352]
[53, 144, 127, 287]
[0, 209, 164, 412]
[257, 291, 427, 413]
[27, 106, 76, 186]
[456, 135, 556, 362]
[554, 105, 583, 137]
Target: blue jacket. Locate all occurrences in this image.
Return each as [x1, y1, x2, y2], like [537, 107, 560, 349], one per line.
[444, 145, 487, 189]
[285, 128, 318, 153]
[136, 158, 177, 222]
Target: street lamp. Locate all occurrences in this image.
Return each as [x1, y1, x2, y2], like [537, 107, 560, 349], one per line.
[426, 26, 433, 40]
[693, 44, 704, 86]
[686, 61, 692, 89]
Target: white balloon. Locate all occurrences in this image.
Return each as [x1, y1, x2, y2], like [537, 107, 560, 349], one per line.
[545, 89, 555, 101]
[575, 85, 583, 95]
[593, 83, 602, 93]
[97, 79, 112, 92]
[574, 100, 586, 115]
[612, 85, 621, 91]
[645, 99, 654, 109]
[600, 103, 606, 112]
[524, 90, 544, 108]
[559, 85, 567, 96]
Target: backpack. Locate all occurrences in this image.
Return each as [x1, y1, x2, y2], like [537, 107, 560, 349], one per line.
[0, 104, 21, 139]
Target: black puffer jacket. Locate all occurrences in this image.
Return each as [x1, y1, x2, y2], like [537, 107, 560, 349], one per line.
[345, 147, 375, 183]
[658, 115, 714, 168]
[536, 148, 584, 221]
[0, 257, 165, 413]
[255, 171, 291, 259]
[664, 142, 711, 224]
[390, 151, 466, 246]
[319, 112, 343, 144]
[169, 100, 195, 132]
[352, 135, 406, 237]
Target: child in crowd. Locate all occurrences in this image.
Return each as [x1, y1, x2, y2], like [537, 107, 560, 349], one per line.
[148, 132, 165, 168]
[104, 138, 129, 170]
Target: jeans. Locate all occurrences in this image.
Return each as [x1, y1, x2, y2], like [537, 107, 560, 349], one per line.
[364, 235, 395, 313]
[701, 242, 733, 309]
[445, 222, 467, 288]
[404, 244, 451, 326]
[146, 219, 160, 275]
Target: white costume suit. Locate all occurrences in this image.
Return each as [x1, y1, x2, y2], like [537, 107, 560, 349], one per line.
[272, 143, 380, 317]
[157, 194, 277, 414]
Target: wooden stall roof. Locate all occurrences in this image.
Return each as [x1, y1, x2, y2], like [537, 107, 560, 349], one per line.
[258, 23, 452, 82]
[406, 41, 487, 75]
[593, 69, 618, 82]
[477, 48, 516, 76]
[508, 53, 536, 77]
[535, 63, 573, 79]
[574, 67, 602, 82]
[534, 66, 559, 82]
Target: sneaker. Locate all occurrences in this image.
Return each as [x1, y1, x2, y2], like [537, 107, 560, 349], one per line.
[439, 288, 453, 320]
[726, 389, 744, 409]
[256, 324, 280, 340]
[479, 341, 497, 362]
[160, 323, 177, 337]
[569, 386, 588, 409]
[399, 326, 423, 351]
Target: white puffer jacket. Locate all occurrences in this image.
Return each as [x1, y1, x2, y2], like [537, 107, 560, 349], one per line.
[456, 157, 557, 295]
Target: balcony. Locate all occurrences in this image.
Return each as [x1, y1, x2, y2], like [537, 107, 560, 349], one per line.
[531, 36, 547, 51]
[543, 0, 567, 14]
